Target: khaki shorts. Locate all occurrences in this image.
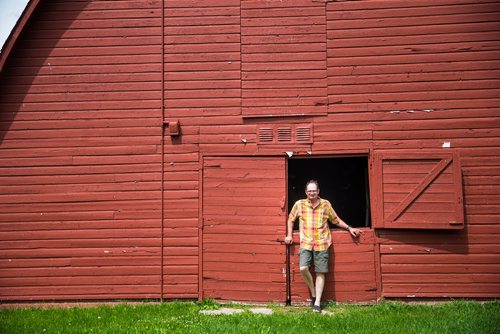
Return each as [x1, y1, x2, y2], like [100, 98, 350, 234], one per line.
[299, 248, 329, 273]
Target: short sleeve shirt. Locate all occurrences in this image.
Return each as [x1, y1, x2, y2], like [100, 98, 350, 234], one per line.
[287, 198, 340, 251]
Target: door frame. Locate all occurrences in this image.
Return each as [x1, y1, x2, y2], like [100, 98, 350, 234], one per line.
[284, 149, 379, 303]
[198, 149, 378, 303]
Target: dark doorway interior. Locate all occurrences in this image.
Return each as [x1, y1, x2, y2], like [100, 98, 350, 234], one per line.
[287, 156, 371, 229]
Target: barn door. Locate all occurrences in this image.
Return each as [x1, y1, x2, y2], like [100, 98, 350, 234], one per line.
[373, 151, 464, 229]
[202, 157, 287, 302]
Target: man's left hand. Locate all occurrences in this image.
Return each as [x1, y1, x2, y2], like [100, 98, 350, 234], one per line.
[348, 227, 362, 238]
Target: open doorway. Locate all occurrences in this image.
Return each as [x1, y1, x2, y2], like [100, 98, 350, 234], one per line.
[287, 156, 371, 229]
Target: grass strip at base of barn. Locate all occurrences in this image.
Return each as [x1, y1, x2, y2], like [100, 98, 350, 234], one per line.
[1, 300, 499, 334]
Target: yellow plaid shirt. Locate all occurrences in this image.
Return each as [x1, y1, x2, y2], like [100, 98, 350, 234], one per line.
[288, 198, 340, 251]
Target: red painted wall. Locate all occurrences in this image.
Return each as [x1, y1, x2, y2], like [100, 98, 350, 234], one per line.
[0, 0, 164, 301]
[0, 0, 499, 302]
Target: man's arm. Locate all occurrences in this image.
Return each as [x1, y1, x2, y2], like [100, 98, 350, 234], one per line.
[336, 217, 362, 238]
[285, 202, 298, 244]
[285, 219, 294, 244]
[326, 201, 361, 238]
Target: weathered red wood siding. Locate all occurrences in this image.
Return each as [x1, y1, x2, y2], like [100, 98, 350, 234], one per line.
[241, 0, 328, 117]
[0, 0, 163, 300]
[162, 0, 244, 299]
[0, 0, 499, 302]
[326, 0, 500, 297]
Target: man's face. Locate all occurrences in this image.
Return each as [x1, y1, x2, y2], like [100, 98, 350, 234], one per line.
[305, 183, 319, 201]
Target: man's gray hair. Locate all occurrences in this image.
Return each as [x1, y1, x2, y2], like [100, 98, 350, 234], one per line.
[305, 179, 319, 190]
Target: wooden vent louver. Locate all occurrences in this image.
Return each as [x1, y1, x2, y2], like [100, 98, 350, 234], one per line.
[258, 128, 274, 143]
[277, 127, 292, 142]
[296, 126, 312, 143]
[257, 124, 313, 144]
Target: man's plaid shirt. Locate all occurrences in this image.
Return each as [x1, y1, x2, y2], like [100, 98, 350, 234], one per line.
[288, 198, 340, 251]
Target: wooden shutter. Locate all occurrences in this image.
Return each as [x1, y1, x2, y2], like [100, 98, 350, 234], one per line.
[373, 151, 464, 229]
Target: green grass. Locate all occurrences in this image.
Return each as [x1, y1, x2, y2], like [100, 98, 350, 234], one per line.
[1, 300, 499, 334]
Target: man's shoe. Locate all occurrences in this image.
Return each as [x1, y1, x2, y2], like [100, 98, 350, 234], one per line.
[312, 305, 321, 313]
[310, 297, 316, 307]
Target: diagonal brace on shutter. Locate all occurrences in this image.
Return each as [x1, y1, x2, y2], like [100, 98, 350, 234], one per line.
[386, 158, 452, 223]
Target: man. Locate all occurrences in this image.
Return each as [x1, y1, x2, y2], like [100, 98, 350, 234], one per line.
[284, 180, 361, 313]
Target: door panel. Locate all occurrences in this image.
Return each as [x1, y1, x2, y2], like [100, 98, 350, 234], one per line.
[290, 229, 378, 304]
[202, 157, 287, 303]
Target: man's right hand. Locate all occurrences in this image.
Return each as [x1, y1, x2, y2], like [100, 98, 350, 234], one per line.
[284, 236, 293, 244]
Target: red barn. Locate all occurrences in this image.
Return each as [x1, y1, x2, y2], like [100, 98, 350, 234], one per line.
[0, 0, 499, 304]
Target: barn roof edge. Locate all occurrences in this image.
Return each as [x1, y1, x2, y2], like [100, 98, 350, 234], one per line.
[0, 0, 42, 74]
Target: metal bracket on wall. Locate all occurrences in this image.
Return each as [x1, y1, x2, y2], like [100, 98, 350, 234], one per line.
[163, 120, 181, 137]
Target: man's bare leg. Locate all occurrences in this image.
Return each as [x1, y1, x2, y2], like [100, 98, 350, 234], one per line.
[314, 273, 325, 306]
[300, 266, 316, 299]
